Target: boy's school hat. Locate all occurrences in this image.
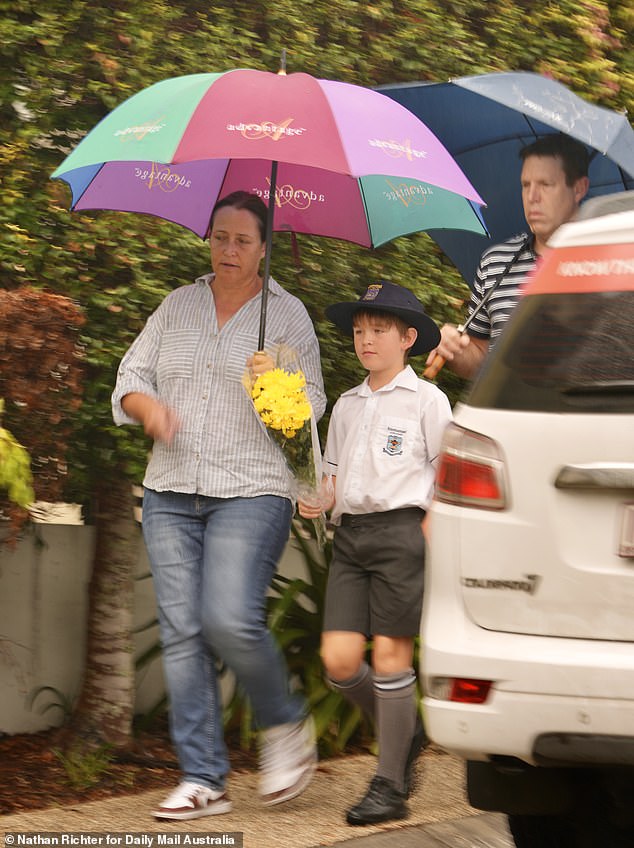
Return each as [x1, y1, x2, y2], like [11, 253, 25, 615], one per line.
[326, 280, 441, 356]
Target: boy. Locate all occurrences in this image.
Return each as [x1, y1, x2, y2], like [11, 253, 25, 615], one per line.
[299, 280, 452, 826]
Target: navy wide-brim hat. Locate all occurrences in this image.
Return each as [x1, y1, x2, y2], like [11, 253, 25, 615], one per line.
[326, 280, 441, 356]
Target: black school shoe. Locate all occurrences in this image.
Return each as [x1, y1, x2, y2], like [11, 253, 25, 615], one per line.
[346, 776, 408, 826]
[404, 716, 429, 797]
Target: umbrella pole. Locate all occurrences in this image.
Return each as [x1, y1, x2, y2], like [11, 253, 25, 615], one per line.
[258, 160, 278, 350]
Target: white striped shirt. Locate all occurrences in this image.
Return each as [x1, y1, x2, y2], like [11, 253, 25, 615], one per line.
[468, 234, 537, 347]
[112, 274, 326, 500]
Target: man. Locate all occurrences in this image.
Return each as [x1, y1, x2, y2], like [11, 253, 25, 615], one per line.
[426, 135, 590, 379]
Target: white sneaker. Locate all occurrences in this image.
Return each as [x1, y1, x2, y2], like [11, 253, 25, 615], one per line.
[153, 781, 232, 820]
[259, 716, 317, 806]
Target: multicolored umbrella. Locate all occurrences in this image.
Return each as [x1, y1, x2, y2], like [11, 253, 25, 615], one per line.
[51, 68, 487, 344]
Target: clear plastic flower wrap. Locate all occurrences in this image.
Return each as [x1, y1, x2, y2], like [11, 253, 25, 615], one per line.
[243, 346, 328, 547]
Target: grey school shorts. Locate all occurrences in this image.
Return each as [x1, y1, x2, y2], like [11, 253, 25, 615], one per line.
[323, 507, 426, 638]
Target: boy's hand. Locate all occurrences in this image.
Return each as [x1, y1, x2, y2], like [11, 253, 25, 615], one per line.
[297, 476, 336, 518]
[297, 496, 324, 519]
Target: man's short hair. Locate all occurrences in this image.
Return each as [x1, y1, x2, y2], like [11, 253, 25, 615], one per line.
[519, 135, 590, 185]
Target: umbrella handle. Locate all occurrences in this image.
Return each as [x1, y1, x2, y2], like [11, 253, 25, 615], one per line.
[422, 321, 467, 380]
[422, 353, 446, 380]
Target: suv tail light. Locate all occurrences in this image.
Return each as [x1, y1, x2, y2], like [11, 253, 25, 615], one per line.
[427, 676, 493, 704]
[435, 423, 507, 510]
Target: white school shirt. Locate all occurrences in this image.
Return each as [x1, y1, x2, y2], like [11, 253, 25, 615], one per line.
[323, 365, 452, 526]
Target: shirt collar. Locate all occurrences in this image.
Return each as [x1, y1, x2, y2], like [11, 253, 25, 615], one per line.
[196, 272, 283, 296]
[347, 364, 418, 397]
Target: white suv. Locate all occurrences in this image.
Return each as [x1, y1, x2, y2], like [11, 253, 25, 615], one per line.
[422, 191, 634, 847]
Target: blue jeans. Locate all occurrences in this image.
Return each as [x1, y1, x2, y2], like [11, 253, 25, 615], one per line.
[142, 489, 304, 790]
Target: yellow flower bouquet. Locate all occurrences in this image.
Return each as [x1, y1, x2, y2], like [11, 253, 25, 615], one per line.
[246, 358, 326, 546]
[251, 368, 312, 441]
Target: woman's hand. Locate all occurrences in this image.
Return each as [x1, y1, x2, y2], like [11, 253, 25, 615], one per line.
[142, 402, 181, 444]
[121, 393, 181, 444]
[246, 350, 275, 378]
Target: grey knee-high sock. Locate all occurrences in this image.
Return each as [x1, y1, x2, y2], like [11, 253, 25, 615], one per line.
[328, 661, 375, 720]
[374, 668, 417, 793]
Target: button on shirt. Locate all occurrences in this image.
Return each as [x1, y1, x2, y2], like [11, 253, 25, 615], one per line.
[323, 365, 452, 525]
[112, 274, 326, 500]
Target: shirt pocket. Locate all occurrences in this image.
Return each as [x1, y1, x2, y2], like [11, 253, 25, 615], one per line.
[224, 332, 280, 383]
[372, 415, 419, 461]
[157, 329, 200, 383]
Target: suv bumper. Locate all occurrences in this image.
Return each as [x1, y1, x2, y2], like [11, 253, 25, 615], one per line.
[421, 589, 634, 765]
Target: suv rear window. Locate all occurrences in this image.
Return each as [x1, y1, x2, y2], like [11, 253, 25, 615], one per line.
[468, 290, 634, 413]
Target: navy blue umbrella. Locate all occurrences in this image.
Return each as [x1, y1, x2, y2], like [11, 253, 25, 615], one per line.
[378, 72, 634, 286]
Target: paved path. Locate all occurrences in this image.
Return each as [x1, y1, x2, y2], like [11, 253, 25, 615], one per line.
[339, 814, 512, 847]
[1, 751, 513, 847]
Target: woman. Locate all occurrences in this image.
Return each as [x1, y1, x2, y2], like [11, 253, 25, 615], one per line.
[112, 191, 326, 820]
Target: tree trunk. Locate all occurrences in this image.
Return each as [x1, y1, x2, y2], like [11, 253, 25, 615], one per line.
[61, 477, 139, 751]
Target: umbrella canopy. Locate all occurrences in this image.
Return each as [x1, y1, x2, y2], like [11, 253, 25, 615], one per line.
[379, 71, 634, 286]
[51, 69, 487, 247]
[52, 68, 487, 347]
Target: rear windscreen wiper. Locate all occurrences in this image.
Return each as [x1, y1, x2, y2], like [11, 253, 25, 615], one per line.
[561, 381, 634, 396]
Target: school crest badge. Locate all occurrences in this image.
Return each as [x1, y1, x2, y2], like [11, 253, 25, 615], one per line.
[383, 432, 404, 456]
[362, 284, 383, 302]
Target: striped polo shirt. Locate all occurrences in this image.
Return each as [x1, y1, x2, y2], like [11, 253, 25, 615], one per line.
[467, 233, 537, 348]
